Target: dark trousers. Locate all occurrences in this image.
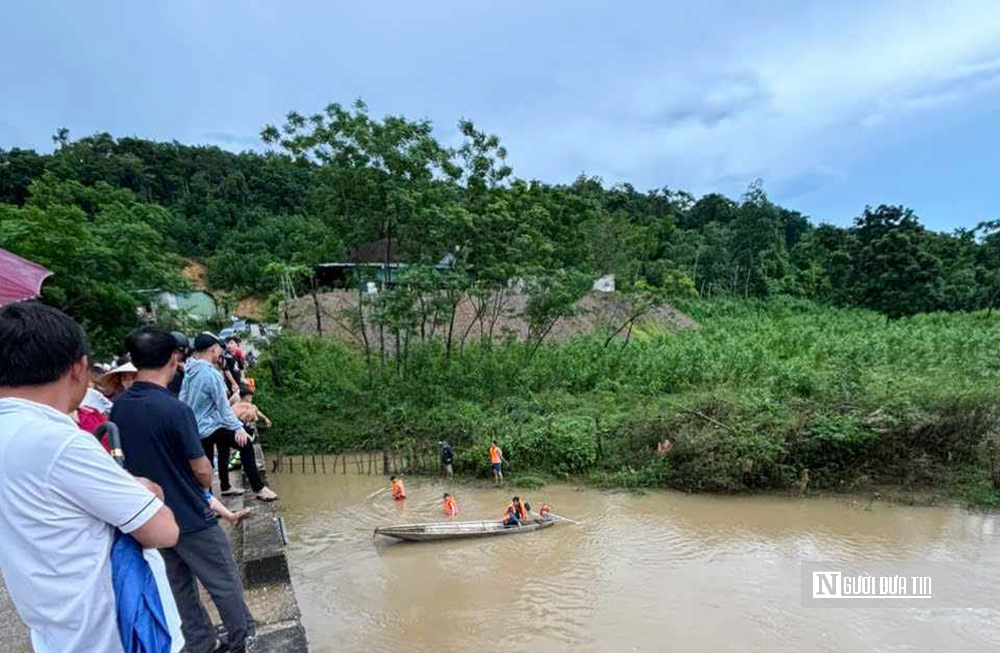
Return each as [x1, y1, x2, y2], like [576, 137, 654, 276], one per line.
[160, 525, 252, 653]
[202, 427, 264, 492]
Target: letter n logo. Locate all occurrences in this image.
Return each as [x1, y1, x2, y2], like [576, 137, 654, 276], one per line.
[812, 571, 841, 598]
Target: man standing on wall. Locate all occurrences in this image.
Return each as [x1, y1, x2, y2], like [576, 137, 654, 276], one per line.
[114, 326, 256, 653]
[0, 303, 179, 653]
[180, 333, 278, 502]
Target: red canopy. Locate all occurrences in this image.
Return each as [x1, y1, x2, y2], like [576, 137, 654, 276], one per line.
[0, 248, 52, 306]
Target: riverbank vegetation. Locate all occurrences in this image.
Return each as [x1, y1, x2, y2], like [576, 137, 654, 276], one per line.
[254, 297, 1000, 506]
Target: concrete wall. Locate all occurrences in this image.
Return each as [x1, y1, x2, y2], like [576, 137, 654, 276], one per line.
[218, 486, 309, 652]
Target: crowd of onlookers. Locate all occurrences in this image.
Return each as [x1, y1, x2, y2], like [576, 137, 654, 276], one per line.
[74, 329, 277, 502]
[0, 302, 277, 653]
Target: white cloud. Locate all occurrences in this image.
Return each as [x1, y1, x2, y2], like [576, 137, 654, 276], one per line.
[498, 0, 1000, 201]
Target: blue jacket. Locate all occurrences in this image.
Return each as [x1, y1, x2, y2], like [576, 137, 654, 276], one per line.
[111, 532, 172, 653]
[178, 358, 242, 438]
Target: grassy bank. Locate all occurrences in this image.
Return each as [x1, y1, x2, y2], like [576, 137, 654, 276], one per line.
[254, 297, 1000, 507]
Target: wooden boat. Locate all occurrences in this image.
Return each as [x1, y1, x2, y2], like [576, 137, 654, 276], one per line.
[375, 518, 556, 542]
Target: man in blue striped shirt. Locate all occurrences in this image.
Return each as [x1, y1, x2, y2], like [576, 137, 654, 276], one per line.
[179, 333, 277, 502]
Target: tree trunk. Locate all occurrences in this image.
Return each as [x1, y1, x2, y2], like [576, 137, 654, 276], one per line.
[445, 300, 458, 361]
[394, 328, 401, 374]
[418, 294, 427, 342]
[527, 318, 559, 362]
[356, 284, 373, 385]
[378, 320, 385, 375]
[310, 277, 323, 336]
[459, 295, 486, 354]
[402, 329, 410, 377]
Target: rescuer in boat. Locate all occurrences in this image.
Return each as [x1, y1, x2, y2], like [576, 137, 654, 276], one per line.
[390, 475, 407, 500]
[503, 495, 531, 527]
[442, 493, 458, 516]
[539, 503, 552, 520]
[502, 504, 519, 527]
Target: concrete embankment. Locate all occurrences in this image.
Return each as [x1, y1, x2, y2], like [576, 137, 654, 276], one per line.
[0, 455, 307, 653]
[218, 486, 309, 652]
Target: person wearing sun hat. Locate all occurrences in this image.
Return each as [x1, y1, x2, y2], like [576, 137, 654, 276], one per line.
[179, 332, 277, 502]
[101, 361, 138, 404]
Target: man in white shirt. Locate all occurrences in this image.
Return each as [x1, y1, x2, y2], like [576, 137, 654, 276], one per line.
[0, 302, 180, 653]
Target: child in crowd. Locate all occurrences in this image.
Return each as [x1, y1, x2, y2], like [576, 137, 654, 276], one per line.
[208, 495, 252, 527]
[227, 386, 271, 471]
[231, 386, 271, 431]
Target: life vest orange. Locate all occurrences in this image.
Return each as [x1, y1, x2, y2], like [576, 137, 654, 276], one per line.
[489, 445, 502, 464]
[391, 479, 406, 500]
[505, 500, 528, 520]
[539, 504, 551, 518]
[443, 496, 458, 516]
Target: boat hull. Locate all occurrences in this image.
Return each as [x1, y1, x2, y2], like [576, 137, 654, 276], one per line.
[375, 518, 555, 542]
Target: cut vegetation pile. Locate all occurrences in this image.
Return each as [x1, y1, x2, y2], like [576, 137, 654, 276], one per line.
[280, 290, 699, 345]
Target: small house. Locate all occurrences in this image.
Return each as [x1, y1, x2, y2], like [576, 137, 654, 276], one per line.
[149, 291, 218, 321]
[315, 239, 454, 291]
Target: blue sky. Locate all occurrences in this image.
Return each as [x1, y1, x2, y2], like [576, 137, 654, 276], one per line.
[2, 0, 998, 231]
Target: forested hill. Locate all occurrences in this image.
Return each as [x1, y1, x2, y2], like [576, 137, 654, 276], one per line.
[1, 101, 998, 354]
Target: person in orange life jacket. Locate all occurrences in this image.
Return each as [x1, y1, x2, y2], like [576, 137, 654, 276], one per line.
[390, 475, 406, 500]
[442, 493, 458, 516]
[503, 495, 531, 527]
[502, 505, 519, 528]
[539, 503, 552, 519]
[489, 441, 505, 486]
[512, 496, 531, 520]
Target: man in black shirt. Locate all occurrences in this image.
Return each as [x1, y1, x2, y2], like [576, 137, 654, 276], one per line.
[166, 332, 188, 397]
[112, 327, 253, 653]
[220, 339, 243, 399]
[440, 441, 454, 479]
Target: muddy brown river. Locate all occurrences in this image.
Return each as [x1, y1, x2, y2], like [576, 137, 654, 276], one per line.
[270, 471, 1000, 653]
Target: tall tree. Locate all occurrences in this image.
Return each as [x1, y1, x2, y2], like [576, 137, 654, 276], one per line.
[0, 175, 183, 355]
[851, 205, 944, 319]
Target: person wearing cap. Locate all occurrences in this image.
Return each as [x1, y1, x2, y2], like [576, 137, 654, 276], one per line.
[179, 333, 278, 502]
[113, 327, 254, 653]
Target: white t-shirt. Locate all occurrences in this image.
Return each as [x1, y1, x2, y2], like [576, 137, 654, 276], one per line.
[143, 549, 185, 653]
[0, 397, 164, 653]
[80, 387, 114, 415]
